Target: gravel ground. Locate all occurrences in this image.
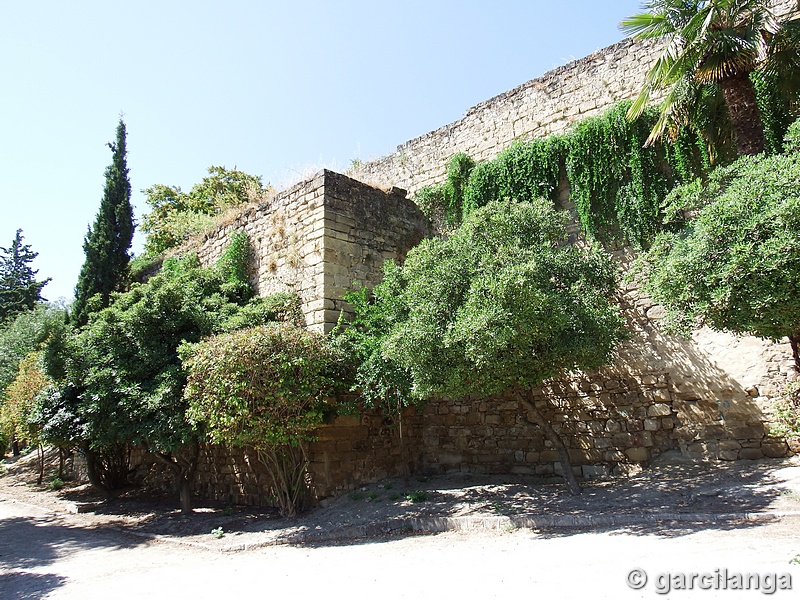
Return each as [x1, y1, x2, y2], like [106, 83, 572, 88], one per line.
[3, 451, 800, 599]
[1, 450, 799, 550]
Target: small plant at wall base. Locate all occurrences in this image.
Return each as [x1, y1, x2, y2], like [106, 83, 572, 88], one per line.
[770, 382, 800, 442]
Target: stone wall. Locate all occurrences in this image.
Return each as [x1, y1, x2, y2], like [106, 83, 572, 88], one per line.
[147, 0, 799, 506]
[135, 409, 424, 506]
[422, 373, 677, 480]
[317, 172, 430, 330]
[347, 0, 798, 198]
[179, 172, 328, 328]
[179, 170, 430, 332]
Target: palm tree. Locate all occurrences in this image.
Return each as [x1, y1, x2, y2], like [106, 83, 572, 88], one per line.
[622, 0, 798, 156]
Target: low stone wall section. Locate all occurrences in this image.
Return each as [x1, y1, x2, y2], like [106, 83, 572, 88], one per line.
[134, 409, 424, 507]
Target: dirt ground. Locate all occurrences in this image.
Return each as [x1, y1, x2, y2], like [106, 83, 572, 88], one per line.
[1, 448, 799, 550]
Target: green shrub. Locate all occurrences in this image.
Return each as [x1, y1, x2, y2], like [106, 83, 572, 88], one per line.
[182, 323, 345, 516]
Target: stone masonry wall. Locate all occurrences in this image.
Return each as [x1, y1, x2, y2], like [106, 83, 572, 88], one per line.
[422, 373, 677, 480]
[178, 172, 329, 330]
[144, 1, 799, 506]
[319, 171, 431, 330]
[178, 170, 430, 332]
[347, 0, 798, 198]
[135, 409, 424, 506]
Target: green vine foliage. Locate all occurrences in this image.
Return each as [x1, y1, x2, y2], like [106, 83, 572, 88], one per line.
[786, 116, 800, 153]
[413, 101, 712, 248]
[215, 230, 252, 302]
[753, 69, 799, 155]
[566, 101, 706, 248]
[415, 152, 475, 231]
[463, 136, 564, 217]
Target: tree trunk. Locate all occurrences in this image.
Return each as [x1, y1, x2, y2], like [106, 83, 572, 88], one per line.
[516, 389, 583, 496]
[82, 441, 112, 499]
[36, 445, 45, 485]
[789, 333, 800, 374]
[148, 443, 200, 516]
[720, 71, 766, 156]
[11, 439, 19, 457]
[256, 442, 310, 517]
[58, 447, 65, 480]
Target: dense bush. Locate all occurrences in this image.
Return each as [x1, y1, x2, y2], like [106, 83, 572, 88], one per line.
[340, 199, 624, 494]
[182, 323, 345, 516]
[0, 305, 66, 405]
[40, 235, 298, 510]
[635, 152, 800, 370]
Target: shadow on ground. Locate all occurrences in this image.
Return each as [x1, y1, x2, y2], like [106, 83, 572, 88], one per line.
[2, 451, 798, 549]
[0, 511, 150, 598]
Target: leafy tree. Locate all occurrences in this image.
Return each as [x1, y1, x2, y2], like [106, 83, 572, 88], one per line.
[330, 271, 416, 422]
[30, 383, 82, 479]
[72, 119, 135, 327]
[182, 323, 343, 517]
[344, 200, 625, 494]
[636, 151, 800, 370]
[140, 166, 273, 256]
[0, 304, 66, 407]
[0, 229, 51, 322]
[49, 237, 298, 511]
[622, 0, 800, 156]
[0, 352, 51, 478]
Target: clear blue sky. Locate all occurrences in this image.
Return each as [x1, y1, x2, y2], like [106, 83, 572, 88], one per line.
[1, 0, 642, 302]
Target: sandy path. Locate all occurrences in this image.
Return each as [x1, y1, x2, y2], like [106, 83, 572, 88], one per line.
[2, 496, 799, 600]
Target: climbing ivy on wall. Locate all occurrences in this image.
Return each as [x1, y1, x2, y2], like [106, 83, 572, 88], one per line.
[415, 153, 475, 231]
[416, 138, 563, 230]
[215, 230, 252, 302]
[753, 69, 799, 155]
[565, 101, 708, 248]
[414, 100, 710, 248]
[463, 136, 563, 217]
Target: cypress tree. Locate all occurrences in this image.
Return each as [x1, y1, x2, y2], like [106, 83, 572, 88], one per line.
[0, 229, 51, 322]
[72, 119, 134, 326]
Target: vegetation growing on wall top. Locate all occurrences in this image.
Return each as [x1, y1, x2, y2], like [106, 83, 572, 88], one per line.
[140, 166, 274, 257]
[414, 74, 797, 249]
[414, 101, 709, 247]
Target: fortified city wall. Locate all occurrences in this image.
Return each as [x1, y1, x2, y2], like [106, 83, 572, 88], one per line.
[152, 0, 800, 505]
[347, 0, 798, 197]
